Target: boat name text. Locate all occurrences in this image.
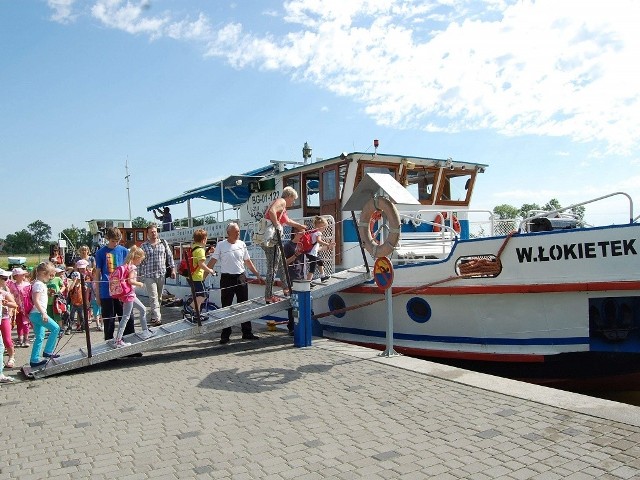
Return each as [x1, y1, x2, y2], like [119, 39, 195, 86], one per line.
[515, 239, 637, 263]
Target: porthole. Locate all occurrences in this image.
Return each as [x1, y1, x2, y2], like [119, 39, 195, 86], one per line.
[328, 294, 346, 318]
[406, 297, 431, 323]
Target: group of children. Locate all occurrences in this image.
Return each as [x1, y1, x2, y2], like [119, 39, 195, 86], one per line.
[0, 242, 157, 378]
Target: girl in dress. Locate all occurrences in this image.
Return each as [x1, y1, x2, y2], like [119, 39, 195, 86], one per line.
[7, 268, 31, 348]
[0, 269, 18, 373]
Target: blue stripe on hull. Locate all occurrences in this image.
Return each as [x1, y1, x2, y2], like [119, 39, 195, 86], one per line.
[321, 324, 588, 346]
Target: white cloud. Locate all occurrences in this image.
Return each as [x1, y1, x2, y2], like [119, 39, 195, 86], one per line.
[47, 0, 640, 156]
[47, 0, 78, 23]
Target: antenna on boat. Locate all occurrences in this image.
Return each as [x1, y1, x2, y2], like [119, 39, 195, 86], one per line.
[125, 157, 132, 223]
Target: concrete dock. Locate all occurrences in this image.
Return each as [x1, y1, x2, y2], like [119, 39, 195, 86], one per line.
[1, 304, 640, 479]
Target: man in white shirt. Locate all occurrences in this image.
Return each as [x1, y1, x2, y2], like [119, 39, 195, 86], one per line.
[208, 223, 262, 344]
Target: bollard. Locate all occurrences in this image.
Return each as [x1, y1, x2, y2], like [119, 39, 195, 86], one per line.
[292, 280, 312, 347]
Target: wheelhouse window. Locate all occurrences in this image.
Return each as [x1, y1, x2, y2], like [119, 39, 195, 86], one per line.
[304, 172, 320, 210]
[283, 174, 302, 208]
[404, 168, 438, 203]
[436, 170, 475, 206]
[355, 162, 399, 188]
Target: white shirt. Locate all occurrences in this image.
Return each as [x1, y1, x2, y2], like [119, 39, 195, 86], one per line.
[309, 230, 322, 257]
[32, 280, 48, 312]
[212, 239, 250, 274]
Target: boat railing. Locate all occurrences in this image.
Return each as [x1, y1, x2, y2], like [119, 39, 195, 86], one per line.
[171, 207, 239, 229]
[518, 191, 635, 232]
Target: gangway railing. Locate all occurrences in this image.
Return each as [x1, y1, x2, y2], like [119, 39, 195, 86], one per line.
[23, 265, 370, 379]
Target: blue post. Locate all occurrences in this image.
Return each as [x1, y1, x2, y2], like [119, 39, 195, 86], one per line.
[292, 280, 312, 347]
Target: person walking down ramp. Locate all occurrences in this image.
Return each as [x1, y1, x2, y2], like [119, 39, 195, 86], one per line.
[110, 246, 156, 348]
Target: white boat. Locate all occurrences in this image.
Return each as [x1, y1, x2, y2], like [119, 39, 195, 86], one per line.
[147, 144, 640, 389]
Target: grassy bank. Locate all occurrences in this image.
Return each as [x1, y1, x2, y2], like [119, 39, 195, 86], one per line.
[1, 254, 46, 269]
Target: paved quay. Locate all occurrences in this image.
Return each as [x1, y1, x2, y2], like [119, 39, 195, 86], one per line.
[2, 304, 640, 479]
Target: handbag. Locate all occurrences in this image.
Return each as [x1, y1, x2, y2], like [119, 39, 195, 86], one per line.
[252, 217, 276, 247]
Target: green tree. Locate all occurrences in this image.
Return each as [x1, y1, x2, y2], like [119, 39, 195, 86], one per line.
[28, 220, 52, 251]
[543, 198, 562, 211]
[61, 227, 93, 251]
[3, 230, 34, 254]
[132, 216, 149, 228]
[519, 203, 541, 218]
[492, 204, 519, 220]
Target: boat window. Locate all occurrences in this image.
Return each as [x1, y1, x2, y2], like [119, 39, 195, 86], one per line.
[304, 172, 320, 210]
[338, 163, 348, 200]
[405, 168, 438, 203]
[437, 170, 475, 206]
[363, 164, 397, 178]
[355, 162, 399, 189]
[323, 169, 337, 201]
[283, 174, 301, 208]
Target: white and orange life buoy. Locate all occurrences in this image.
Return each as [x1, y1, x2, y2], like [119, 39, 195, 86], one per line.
[432, 212, 461, 234]
[359, 197, 401, 258]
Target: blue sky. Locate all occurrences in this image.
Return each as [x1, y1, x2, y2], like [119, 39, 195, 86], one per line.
[1, 0, 638, 240]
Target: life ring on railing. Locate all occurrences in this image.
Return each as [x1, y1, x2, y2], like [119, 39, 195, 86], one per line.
[359, 197, 401, 258]
[432, 212, 461, 234]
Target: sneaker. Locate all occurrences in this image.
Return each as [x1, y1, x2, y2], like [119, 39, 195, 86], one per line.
[0, 374, 14, 383]
[43, 352, 60, 359]
[30, 360, 47, 369]
[22, 342, 30, 348]
[320, 276, 330, 282]
[97, 325, 104, 331]
[64, 328, 71, 335]
[114, 339, 131, 349]
[266, 295, 285, 303]
[150, 319, 162, 327]
[242, 333, 259, 340]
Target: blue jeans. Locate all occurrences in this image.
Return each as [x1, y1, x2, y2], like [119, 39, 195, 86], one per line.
[29, 311, 60, 363]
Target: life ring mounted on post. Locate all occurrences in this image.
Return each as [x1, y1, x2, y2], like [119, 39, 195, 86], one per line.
[432, 212, 461, 234]
[359, 197, 401, 258]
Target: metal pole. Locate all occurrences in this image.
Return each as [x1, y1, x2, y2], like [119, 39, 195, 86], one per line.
[125, 158, 132, 224]
[80, 274, 92, 358]
[378, 199, 399, 358]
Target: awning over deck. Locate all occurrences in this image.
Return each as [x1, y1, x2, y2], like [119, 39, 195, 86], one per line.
[146, 166, 275, 211]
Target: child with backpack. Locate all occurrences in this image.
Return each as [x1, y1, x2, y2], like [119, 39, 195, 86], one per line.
[7, 267, 32, 348]
[300, 216, 335, 282]
[111, 246, 155, 348]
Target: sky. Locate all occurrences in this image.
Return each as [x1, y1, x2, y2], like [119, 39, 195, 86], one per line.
[1, 0, 639, 240]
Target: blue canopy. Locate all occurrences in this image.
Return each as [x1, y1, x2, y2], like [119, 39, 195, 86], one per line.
[146, 166, 275, 211]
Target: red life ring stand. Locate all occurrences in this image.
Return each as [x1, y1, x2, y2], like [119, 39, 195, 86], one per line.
[359, 197, 401, 258]
[432, 212, 461, 234]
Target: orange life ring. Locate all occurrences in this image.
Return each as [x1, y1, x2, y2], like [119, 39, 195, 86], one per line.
[359, 197, 401, 258]
[432, 212, 461, 234]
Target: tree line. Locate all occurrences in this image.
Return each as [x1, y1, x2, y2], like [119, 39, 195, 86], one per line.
[0, 216, 152, 254]
[493, 198, 585, 221]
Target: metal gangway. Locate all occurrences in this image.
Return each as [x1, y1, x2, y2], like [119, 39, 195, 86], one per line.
[23, 265, 370, 379]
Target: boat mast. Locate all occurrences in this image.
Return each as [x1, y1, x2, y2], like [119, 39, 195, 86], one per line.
[125, 157, 132, 224]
